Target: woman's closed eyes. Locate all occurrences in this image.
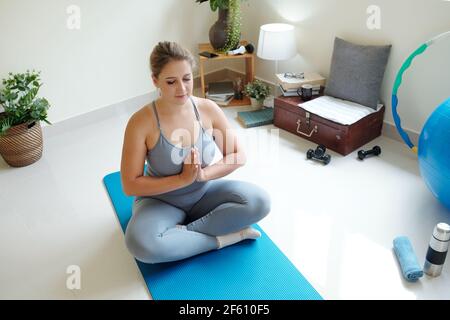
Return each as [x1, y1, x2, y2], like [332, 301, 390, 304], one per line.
[167, 78, 191, 85]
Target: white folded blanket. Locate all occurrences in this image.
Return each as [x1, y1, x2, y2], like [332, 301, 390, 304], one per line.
[298, 96, 383, 125]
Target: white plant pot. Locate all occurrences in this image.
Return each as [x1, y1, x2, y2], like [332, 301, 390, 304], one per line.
[250, 97, 264, 109]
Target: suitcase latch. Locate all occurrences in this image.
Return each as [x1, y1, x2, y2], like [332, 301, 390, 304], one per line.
[305, 112, 310, 127]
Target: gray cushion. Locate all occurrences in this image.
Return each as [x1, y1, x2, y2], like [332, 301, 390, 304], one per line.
[324, 37, 391, 110]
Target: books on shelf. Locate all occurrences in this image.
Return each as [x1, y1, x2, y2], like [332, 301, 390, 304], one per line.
[276, 72, 326, 90]
[206, 92, 234, 101]
[206, 92, 234, 106]
[208, 81, 234, 95]
[206, 80, 236, 106]
[215, 98, 234, 106]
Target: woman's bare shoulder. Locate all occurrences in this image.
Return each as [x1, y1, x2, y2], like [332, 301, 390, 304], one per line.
[194, 96, 216, 110]
[128, 105, 156, 131]
[125, 104, 157, 148]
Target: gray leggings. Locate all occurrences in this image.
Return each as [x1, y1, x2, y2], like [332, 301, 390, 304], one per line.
[125, 179, 271, 264]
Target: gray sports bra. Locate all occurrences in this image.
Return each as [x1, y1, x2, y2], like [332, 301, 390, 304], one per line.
[145, 97, 216, 180]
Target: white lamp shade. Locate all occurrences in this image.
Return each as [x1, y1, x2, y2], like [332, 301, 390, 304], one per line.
[257, 23, 297, 61]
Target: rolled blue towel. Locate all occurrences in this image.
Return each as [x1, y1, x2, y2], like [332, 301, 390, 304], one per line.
[393, 236, 423, 282]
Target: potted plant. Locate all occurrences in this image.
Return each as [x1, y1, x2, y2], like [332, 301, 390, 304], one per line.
[195, 0, 246, 52]
[0, 70, 51, 167]
[244, 80, 270, 108]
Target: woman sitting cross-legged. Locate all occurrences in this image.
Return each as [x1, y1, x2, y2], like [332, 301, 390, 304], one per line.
[120, 41, 271, 264]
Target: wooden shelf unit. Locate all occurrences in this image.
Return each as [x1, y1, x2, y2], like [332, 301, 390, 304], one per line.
[198, 41, 255, 107]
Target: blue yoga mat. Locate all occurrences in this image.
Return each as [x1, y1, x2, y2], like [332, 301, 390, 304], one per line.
[103, 171, 322, 300]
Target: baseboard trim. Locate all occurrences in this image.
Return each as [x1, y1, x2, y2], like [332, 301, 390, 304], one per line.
[382, 121, 419, 145]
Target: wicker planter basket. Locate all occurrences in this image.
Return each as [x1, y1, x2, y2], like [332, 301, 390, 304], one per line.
[0, 120, 43, 167]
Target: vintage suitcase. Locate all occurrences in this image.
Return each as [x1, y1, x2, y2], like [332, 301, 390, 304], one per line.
[274, 95, 385, 156]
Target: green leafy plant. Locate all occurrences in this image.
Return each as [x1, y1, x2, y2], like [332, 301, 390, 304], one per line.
[221, 0, 241, 52]
[244, 80, 270, 101]
[196, 0, 247, 52]
[0, 70, 51, 136]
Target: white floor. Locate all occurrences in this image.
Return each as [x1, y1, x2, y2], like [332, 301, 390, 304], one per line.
[1, 97, 449, 300]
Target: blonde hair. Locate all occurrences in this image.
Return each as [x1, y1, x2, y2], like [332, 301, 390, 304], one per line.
[150, 41, 196, 78]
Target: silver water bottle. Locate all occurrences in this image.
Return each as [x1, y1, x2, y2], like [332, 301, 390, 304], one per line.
[424, 222, 450, 277]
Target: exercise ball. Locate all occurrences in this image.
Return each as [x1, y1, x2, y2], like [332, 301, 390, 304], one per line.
[418, 97, 450, 210]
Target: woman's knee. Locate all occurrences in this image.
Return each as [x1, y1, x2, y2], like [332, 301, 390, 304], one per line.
[125, 227, 167, 264]
[245, 184, 271, 221]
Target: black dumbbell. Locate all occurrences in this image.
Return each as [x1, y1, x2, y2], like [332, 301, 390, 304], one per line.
[307, 145, 331, 165]
[358, 146, 381, 160]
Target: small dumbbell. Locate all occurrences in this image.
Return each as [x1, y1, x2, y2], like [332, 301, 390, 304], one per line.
[358, 146, 381, 160]
[307, 145, 331, 165]
[314, 145, 326, 158]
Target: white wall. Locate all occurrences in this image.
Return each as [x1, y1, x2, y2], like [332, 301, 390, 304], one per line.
[0, 0, 218, 124]
[240, 0, 450, 135]
[1, 0, 449, 135]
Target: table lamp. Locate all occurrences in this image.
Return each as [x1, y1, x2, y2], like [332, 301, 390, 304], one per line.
[257, 23, 297, 106]
[257, 23, 297, 77]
